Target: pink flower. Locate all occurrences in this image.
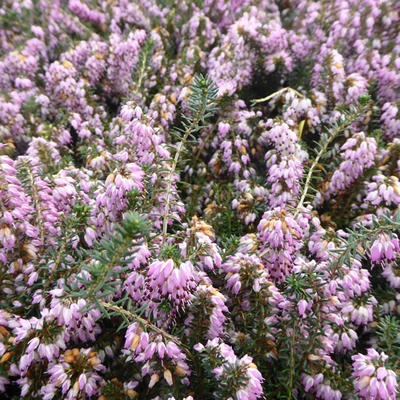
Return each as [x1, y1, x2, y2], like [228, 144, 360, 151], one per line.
[298, 299, 308, 317]
[26, 337, 40, 354]
[352, 349, 398, 399]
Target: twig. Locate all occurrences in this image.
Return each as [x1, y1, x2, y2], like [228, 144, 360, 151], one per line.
[99, 301, 192, 357]
[288, 319, 296, 399]
[251, 87, 305, 105]
[44, 218, 74, 293]
[136, 40, 153, 91]
[293, 130, 338, 218]
[294, 102, 371, 218]
[193, 124, 216, 165]
[161, 89, 208, 244]
[22, 161, 45, 245]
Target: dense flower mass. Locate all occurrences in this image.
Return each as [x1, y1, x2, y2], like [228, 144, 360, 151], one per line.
[352, 349, 398, 400]
[0, 0, 399, 399]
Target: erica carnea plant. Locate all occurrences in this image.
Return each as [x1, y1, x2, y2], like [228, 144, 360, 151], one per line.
[0, 0, 400, 399]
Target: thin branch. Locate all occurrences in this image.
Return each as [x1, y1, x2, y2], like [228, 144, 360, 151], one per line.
[44, 218, 74, 293]
[288, 319, 296, 399]
[99, 300, 192, 357]
[294, 130, 338, 218]
[251, 87, 305, 105]
[161, 89, 208, 244]
[294, 102, 371, 218]
[193, 124, 217, 165]
[21, 160, 46, 245]
[136, 39, 153, 91]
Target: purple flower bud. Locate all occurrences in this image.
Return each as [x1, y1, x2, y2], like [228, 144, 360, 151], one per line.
[26, 337, 40, 354]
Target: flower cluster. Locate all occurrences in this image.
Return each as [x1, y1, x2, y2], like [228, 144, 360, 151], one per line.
[195, 339, 264, 400]
[352, 349, 398, 400]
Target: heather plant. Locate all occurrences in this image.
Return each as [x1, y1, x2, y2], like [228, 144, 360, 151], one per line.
[0, 0, 400, 399]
